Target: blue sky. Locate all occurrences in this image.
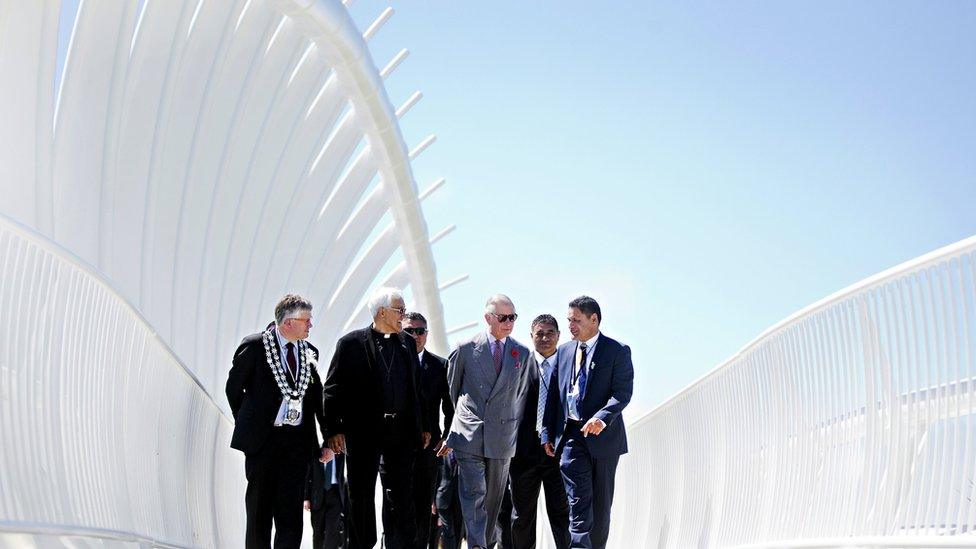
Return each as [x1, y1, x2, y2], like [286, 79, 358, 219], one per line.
[348, 1, 976, 419]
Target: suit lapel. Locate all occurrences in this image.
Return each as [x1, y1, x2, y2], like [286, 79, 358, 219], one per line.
[488, 339, 521, 399]
[360, 329, 378, 378]
[472, 332, 496, 385]
[581, 334, 604, 400]
[559, 344, 573, 405]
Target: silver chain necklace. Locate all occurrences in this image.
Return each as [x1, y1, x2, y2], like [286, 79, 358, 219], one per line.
[262, 330, 311, 400]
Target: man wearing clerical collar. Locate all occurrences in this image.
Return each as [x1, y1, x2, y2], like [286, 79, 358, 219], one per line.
[322, 286, 430, 549]
[225, 294, 333, 549]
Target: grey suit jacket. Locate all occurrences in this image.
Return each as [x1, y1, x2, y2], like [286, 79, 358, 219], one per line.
[446, 331, 532, 459]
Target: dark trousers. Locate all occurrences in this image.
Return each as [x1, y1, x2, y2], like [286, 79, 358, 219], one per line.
[559, 424, 620, 549]
[347, 419, 417, 549]
[498, 484, 513, 549]
[510, 453, 570, 549]
[436, 457, 465, 549]
[412, 449, 439, 548]
[245, 428, 308, 549]
[311, 485, 344, 549]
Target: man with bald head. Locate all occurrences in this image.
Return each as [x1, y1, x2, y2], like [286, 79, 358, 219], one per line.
[441, 294, 532, 549]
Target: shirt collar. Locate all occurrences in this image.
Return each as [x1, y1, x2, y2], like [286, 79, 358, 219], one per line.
[418, 349, 425, 363]
[534, 350, 556, 367]
[580, 332, 600, 351]
[486, 330, 508, 347]
[275, 326, 296, 349]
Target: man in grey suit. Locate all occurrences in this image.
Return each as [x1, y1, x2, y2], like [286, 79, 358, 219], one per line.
[440, 294, 532, 549]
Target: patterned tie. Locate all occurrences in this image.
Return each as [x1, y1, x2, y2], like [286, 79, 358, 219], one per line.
[536, 358, 552, 433]
[492, 339, 503, 374]
[574, 342, 588, 417]
[285, 342, 298, 379]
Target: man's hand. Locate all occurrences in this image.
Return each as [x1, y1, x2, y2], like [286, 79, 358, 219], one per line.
[328, 434, 346, 454]
[319, 446, 335, 463]
[581, 418, 606, 437]
[436, 442, 453, 458]
[543, 442, 556, 457]
[303, 500, 311, 511]
[422, 431, 431, 449]
[433, 438, 447, 455]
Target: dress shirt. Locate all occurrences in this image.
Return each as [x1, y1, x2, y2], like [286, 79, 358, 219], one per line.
[568, 332, 600, 421]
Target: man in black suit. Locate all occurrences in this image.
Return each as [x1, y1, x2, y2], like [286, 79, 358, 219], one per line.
[322, 286, 431, 549]
[509, 314, 570, 549]
[401, 311, 454, 548]
[304, 453, 347, 549]
[226, 294, 333, 549]
[542, 296, 634, 549]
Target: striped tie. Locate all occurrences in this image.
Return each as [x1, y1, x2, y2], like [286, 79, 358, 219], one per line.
[536, 358, 552, 434]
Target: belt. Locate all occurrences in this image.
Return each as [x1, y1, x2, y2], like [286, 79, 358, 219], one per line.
[383, 412, 399, 420]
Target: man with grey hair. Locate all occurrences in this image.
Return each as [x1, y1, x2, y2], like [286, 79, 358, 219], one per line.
[322, 286, 430, 549]
[226, 294, 333, 549]
[440, 294, 532, 549]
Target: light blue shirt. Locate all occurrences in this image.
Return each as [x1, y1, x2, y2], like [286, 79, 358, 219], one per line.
[567, 332, 600, 421]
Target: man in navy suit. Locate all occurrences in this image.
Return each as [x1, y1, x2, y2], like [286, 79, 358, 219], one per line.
[541, 296, 633, 549]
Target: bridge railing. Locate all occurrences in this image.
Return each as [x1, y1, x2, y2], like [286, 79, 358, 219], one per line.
[607, 235, 976, 548]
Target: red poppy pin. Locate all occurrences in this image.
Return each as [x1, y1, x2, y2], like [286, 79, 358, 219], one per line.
[512, 348, 521, 368]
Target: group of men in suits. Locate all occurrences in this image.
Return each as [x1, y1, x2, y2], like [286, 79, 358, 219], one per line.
[226, 289, 633, 549]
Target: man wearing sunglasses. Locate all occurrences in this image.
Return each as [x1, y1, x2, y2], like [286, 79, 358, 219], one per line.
[441, 294, 532, 549]
[400, 311, 454, 548]
[321, 287, 431, 549]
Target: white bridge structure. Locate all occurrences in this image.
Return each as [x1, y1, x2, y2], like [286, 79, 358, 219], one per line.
[0, 0, 452, 546]
[1, 1, 975, 548]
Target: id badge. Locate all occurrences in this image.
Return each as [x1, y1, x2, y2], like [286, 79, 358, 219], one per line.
[283, 397, 303, 426]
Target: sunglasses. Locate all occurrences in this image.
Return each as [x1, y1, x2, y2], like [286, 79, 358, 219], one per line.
[403, 327, 428, 336]
[491, 313, 518, 323]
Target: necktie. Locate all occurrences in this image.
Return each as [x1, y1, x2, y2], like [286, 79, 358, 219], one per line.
[285, 342, 298, 379]
[575, 342, 588, 417]
[492, 339, 503, 374]
[536, 358, 552, 433]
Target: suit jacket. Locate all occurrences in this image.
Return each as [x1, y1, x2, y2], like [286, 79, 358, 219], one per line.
[419, 350, 454, 443]
[305, 454, 347, 511]
[226, 324, 326, 457]
[513, 353, 557, 461]
[446, 331, 532, 460]
[321, 327, 428, 450]
[541, 333, 633, 459]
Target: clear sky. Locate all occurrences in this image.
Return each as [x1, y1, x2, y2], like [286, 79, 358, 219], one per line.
[347, 1, 976, 419]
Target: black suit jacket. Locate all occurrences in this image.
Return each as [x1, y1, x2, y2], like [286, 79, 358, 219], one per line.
[418, 350, 454, 443]
[513, 353, 556, 461]
[305, 454, 347, 511]
[226, 324, 326, 457]
[322, 327, 428, 449]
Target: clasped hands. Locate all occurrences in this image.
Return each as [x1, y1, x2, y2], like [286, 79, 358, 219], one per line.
[542, 417, 606, 457]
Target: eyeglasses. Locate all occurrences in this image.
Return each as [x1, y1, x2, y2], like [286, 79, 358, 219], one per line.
[491, 313, 518, 323]
[403, 326, 428, 336]
[386, 306, 406, 315]
[287, 317, 313, 325]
